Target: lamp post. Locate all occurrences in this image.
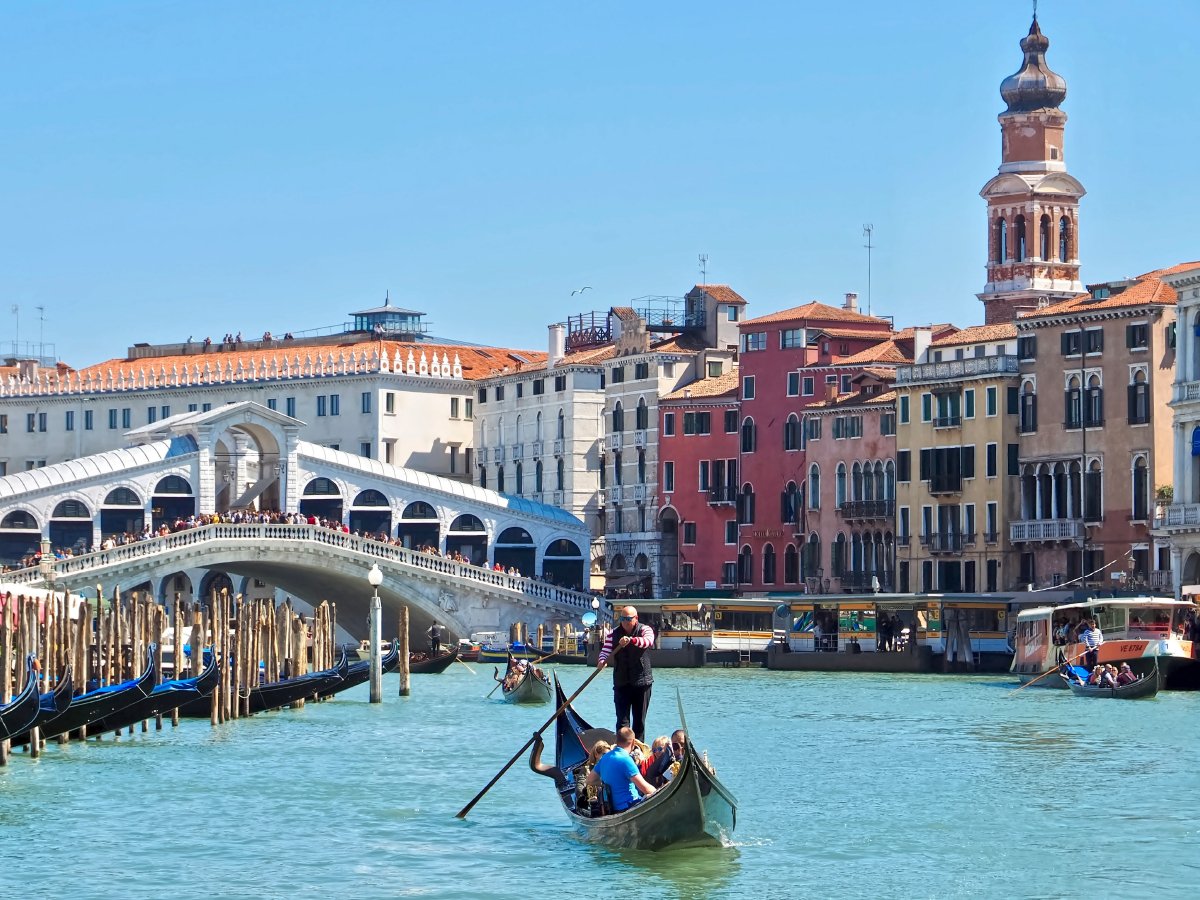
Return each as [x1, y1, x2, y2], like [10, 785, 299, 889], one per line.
[367, 563, 383, 703]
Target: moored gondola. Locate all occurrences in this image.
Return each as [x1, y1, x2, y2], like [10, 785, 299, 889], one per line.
[530, 676, 738, 851]
[320, 641, 402, 698]
[87, 651, 221, 734]
[0, 656, 43, 741]
[13, 652, 158, 744]
[179, 648, 349, 717]
[498, 654, 552, 704]
[16, 666, 74, 739]
[409, 645, 460, 674]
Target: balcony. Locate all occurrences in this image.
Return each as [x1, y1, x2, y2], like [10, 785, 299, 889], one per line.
[929, 474, 962, 495]
[839, 499, 895, 521]
[983, 531, 999, 544]
[531, 440, 544, 459]
[895, 355, 1020, 385]
[492, 445, 505, 463]
[553, 439, 565, 457]
[608, 433, 624, 451]
[933, 415, 961, 429]
[630, 484, 648, 502]
[1173, 381, 1200, 403]
[1150, 570, 1172, 590]
[837, 571, 894, 593]
[927, 532, 965, 554]
[707, 485, 737, 505]
[1009, 519, 1085, 542]
[897, 534, 911, 547]
[552, 490, 565, 507]
[1156, 503, 1200, 530]
[634, 430, 648, 448]
[606, 485, 622, 503]
[477, 447, 488, 464]
[511, 443, 524, 461]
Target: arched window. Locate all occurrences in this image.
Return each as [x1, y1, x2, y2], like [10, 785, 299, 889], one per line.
[497, 417, 505, 445]
[1129, 369, 1149, 424]
[402, 501, 437, 519]
[832, 532, 846, 576]
[1040, 214, 1051, 260]
[851, 532, 864, 573]
[809, 464, 820, 509]
[613, 451, 622, 486]
[781, 480, 799, 525]
[52, 500, 90, 518]
[852, 462, 863, 501]
[738, 545, 754, 584]
[154, 475, 192, 495]
[1014, 214, 1026, 261]
[611, 554, 627, 571]
[784, 544, 799, 584]
[546, 539, 582, 556]
[738, 483, 756, 525]
[497, 527, 534, 544]
[784, 413, 800, 451]
[612, 402, 624, 433]
[634, 553, 649, 572]
[535, 460, 543, 493]
[1086, 374, 1103, 427]
[497, 466, 506, 492]
[536, 411, 543, 441]
[741, 417, 756, 453]
[638, 451, 646, 484]
[557, 409, 565, 440]
[449, 514, 485, 531]
[514, 415, 522, 444]
[1133, 456, 1149, 520]
[1084, 459, 1102, 520]
[996, 218, 1008, 262]
[479, 467, 487, 489]
[556, 458, 565, 491]
[884, 461, 895, 500]
[762, 543, 776, 585]
[836, 463, 847, 507]
[515, 462, 524, 495]
[1059, 216, 1070, 262]
[352, 489, 389, 507]
[636, 398, 648, 431]
[1, 510, 38, 529]
[104, 487, 142, 505]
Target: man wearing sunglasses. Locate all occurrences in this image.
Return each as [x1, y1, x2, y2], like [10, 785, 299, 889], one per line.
[596, 605, 655, 742]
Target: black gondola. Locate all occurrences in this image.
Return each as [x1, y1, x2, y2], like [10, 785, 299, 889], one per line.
[0, 656, 43, 741]
[14, 666, 74, 739]
[178, 649, 349, 717]
[1062, 661, 1160, 699]
[320, 642, 402, 698]
[87, 651, 221, 734]
[409, 645, 460, 674]
[529, 676, 738, 851]
[19, 651, 158, 744]
[498, 653, 552, 704]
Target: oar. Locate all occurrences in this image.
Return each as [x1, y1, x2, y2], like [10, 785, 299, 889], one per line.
[455, 658, 477, 675]
[457, 661, 609, 819]
[485, 667, 504, 699]
[1008, 648, 1088, 695]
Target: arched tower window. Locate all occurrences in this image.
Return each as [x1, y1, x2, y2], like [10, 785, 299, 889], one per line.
[1040, 214, 1051, 260]
[1014, 214, 1026, 262]
[996, 218, 1008, 263]
[535, 460, 543, 493]
[1059, 216, 1070, 262]
[612, 402, 624, 433]
[536, 411, 543, 440]
[556, 457, 565, 491]
[557, 409, 565, 440]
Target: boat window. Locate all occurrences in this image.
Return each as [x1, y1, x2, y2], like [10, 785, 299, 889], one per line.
[1093, 605, 1128, 633]
[958, 608, 1001, 632]
[712, 609, 772, 632]
[659, 608, 708, 632]
[839, 608, 874, 632]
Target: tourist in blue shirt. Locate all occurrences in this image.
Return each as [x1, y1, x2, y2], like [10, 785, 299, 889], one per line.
[586, 727, 657, 812]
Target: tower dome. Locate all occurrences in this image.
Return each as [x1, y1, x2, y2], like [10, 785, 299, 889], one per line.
[1000, 17, 1067, 113]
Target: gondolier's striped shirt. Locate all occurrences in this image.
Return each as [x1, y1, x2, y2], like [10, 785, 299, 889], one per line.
[598, 623, 655, 664]
[1080, 627, 1104, 650]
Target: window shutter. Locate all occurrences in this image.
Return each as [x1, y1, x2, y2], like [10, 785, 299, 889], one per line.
[1060, 332, 1070, 355]
[897, 450, 910, 482]
[1006, 386, 1019, 414]
[919, 448, 931, 481]
[1127, 384, 1137, 422]
[1126, 325, 1135, 348]
[961, 445, 975, 479]
[1007, 443, 1019, 476]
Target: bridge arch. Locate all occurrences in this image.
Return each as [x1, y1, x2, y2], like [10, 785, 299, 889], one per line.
[300, 476, 344, 522]
[542, 537, 584, 590]
[349, 489, 392, 536]
[101, 487, 145, 540]
[0, 509, 40, 566]
[447, 514, 488, 566]
[398, 500, 440, 550]
[495, 526, 535, 576]
[50, 498, 93, 556]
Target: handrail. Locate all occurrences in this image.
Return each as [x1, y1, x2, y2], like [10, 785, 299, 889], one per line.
[4, 523, 595, 610]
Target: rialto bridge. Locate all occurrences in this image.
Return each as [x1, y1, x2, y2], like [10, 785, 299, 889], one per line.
[0, 402, 595, 640]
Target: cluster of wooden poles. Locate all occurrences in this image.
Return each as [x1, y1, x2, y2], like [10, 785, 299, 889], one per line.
[0, 585, 345, 766]
[510, 621, 583, 656]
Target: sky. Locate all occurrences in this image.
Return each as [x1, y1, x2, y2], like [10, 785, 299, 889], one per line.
[1, 0, 1197, 365]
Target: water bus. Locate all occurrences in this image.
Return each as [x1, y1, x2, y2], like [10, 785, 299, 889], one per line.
[1011, 598, 1200, 689]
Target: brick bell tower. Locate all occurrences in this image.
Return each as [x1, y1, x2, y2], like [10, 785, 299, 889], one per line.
[978, 15, 1086, 325]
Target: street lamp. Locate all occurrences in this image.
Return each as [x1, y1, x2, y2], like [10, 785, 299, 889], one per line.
[367, 563, 383, 703]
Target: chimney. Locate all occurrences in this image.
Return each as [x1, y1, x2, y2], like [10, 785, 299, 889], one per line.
[547, 323, 566, 369]
[844, 292, 858, 313]
[17, 359, 38, 382]
[913, 327, 933, 364]
[825, 382, 838, 401]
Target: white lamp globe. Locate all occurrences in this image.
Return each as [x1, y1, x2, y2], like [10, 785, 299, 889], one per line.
[367, 563, 383, 588]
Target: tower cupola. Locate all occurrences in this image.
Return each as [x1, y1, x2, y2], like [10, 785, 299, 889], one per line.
[1000, 17, 1067, 113]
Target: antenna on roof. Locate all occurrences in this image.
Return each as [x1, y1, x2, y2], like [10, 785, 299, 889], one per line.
[36, 306, 44, 352]
[699, 253, 708, 289]
[862, 225, 875, 316]
[384, 290, 390, 307]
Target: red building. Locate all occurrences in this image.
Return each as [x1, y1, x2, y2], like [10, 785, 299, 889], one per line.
[657, 370, 741, 590]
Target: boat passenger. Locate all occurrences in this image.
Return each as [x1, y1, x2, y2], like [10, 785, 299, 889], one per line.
[644, 733, 679, 786]
[1101, 665, 1120, 688]
[586, 727, 657, 813]
[1079, 620, 1104, 669]
[1116, 663, 1137, 686]
[1086, 666, 1103, 685]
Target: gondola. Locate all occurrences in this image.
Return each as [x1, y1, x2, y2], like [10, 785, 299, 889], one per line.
[1062, 664, 1160, 700]
[14, 666, 74, 739]
[86, 651, 221, 734]
[179, 648, 349, 717]
[26, 651, 158, 743]
[409, 645, 460, 674]
[498, 654, 552, 704]
[0, 656, 43, 741]
[320, 641, 402, 698]
[529, 676, 738, 851]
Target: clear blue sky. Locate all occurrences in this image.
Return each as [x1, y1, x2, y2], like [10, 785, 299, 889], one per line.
[1, 0, 1197, 364]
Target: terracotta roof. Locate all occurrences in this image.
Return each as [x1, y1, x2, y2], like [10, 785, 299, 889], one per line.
[893, 324, 958, 342]
[648, 333, 709, 354]
[72, 340, 546, 385]
[805, 389, 897, 411]
[815, 327, 897, 341]
[742, 301, 892, 327]
[859, 367, 898, 382]
[833, 340, 911, 366]
[500, 343, 616, 375]
[689, 284, 747, 306]
[930, 323, 1018, 347]
[1019, 262, 1200, 320]
[662, 370, 741, 401]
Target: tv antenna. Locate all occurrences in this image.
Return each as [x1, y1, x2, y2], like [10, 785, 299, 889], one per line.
[863, 225, 875, 316]
[699, 254, 709, 288]
[10, 304, 17, 346]
[36, 305, 44, 350]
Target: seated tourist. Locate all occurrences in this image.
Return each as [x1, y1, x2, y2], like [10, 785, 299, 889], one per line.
[1101, 665, 1120, 688]
[586, 727, 657, 812]
[1086, 666, 1103, 685]
[644, 734, 677, 786]
[1116, 663, 1138, 686]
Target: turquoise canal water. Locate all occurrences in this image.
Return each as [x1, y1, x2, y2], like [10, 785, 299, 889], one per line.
[3, 666, 1199, 899]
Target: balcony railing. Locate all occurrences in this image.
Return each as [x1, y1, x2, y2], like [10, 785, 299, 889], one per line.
[634, 430, 648, 448]
[607, 486, 622, 504]
[1174, 381, 1200, 403]
[552, 490, 565, 507]
[838, 571, 894, 592]
[477, 447, 488, 464]
[839, 499, 896, 520]
[1156, 503, 1200, 529]
[927, 532, 965, 554]
[895, 355, 1020, 384]
[933, 415, 962, 429]
[929, 474, 962, 494]
[1009, 519, 1085, 542]
[511, 443, 524, 461]
[608, 433, 623, 450]
[531, 441, 544, 458]
[492, 445, 505, 463]
[553, 439, 565, 457]
[897, 534, 911, 547]
[983, 531, 999, 544]
[1149, 570, 1172, 589]
[707, 485, 737, 505]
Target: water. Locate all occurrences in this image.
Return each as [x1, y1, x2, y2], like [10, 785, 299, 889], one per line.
[3, 665, 1199, 900]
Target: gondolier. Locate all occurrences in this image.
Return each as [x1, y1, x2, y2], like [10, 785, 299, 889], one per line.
[1079, 619, 1104, 669]
[597, 606, 654, 742]
[427, 622, 443, 655]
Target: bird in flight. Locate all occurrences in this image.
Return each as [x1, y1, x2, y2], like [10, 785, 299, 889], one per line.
[571, 287, 592, 296]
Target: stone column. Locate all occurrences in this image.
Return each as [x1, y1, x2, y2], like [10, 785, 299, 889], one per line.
[196, 426, 217, 515]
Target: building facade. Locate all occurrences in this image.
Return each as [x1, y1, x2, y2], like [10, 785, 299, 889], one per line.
[894, 324, 1022, 594]
[1012, 267, 1182, 590]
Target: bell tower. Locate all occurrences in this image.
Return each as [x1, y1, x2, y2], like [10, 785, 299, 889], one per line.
[978, 16, 1086, 325]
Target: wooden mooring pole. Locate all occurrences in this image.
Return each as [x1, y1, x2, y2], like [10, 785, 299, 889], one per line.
[398, 606, 410, 697]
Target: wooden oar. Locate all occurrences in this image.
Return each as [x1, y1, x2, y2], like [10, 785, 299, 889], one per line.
[457, 661, 609, 819]
[455, 658, 477, 675]
[1008, 648, 1088, 695]
[485, 667, 503, 699]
